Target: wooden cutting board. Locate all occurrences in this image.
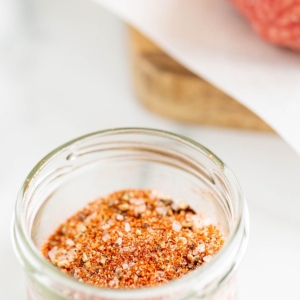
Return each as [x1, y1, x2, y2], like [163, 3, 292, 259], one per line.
[128, 27, 273, 132]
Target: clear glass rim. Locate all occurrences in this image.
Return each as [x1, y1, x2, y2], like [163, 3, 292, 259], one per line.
[14, 127, 248, 299]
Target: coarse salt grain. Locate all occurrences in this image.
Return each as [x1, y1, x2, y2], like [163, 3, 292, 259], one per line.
[172, 220, 182, 232]
[57, 259, 69, 267]
[66, 249, 76, 262]
[116, 237, 122, 246]
[171, 202, 178, 211]
[48, 246, 58, 262]
[130, 198, 145, 206]
[102, 224, 110, 230]
[197, 243, 205, 253]
[77, 223, 87, 232]
[191, 215, 212, 228]
[149, 190, 162, 199]
[121, 246, 131, 252]
[203, 255, 212, 262]
[66, 239, 74, 246]
[74, 270, 81, 280]
[84, 212, 97, 224]
[109, 277, 119, 287]
[124, 222, 131, 232]
[129, 261, 135, 267]
[102, 232, 111, 242]
[154, 271, 165, 280]
[116, 214, 124, 221]
[156, 206, 167, 216]
[122, 263, 129, 269]
[135, 204, 146, 214]
[108, 219, 115, 226]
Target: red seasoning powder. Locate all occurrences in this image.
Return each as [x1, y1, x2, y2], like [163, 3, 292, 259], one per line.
[41, 190, 225, 288]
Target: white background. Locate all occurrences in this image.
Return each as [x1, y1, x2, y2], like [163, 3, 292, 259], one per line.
[1, 0, 300, 299]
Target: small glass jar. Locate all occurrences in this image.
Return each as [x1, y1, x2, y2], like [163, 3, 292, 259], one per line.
[12, 128, 249, 300]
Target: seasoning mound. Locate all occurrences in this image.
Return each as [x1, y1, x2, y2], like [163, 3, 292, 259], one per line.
[42, 190, 224, 288]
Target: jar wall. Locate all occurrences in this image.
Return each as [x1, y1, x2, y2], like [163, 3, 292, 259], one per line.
[25, 273, 238, 300]
[13, 129, 248, 300]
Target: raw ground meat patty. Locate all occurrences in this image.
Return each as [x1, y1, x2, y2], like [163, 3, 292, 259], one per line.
[231, 0, 300, 51]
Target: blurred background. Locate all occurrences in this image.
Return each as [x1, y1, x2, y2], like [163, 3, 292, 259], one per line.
[1, 0, 300, 299]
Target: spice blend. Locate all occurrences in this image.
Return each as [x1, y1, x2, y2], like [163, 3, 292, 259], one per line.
[41, 190, 225, 288]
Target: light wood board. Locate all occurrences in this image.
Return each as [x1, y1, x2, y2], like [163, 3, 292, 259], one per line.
[128, 27, 273, 132]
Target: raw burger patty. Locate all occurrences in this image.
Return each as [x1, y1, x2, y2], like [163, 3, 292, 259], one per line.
[231, 0, 300, 51]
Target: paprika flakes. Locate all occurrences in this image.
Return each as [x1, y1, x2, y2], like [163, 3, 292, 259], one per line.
[41, 189, 225, 289]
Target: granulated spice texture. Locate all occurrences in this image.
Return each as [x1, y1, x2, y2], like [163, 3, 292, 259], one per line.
[41, 190, 225, 288]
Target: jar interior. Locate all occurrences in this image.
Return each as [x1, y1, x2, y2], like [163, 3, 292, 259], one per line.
[26, 132, 235, 251]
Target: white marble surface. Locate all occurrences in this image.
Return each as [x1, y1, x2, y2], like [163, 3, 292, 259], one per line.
[1, 0, 300, 299]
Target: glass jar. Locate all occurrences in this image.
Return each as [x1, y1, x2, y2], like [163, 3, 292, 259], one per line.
[12, 128, 249, 300]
